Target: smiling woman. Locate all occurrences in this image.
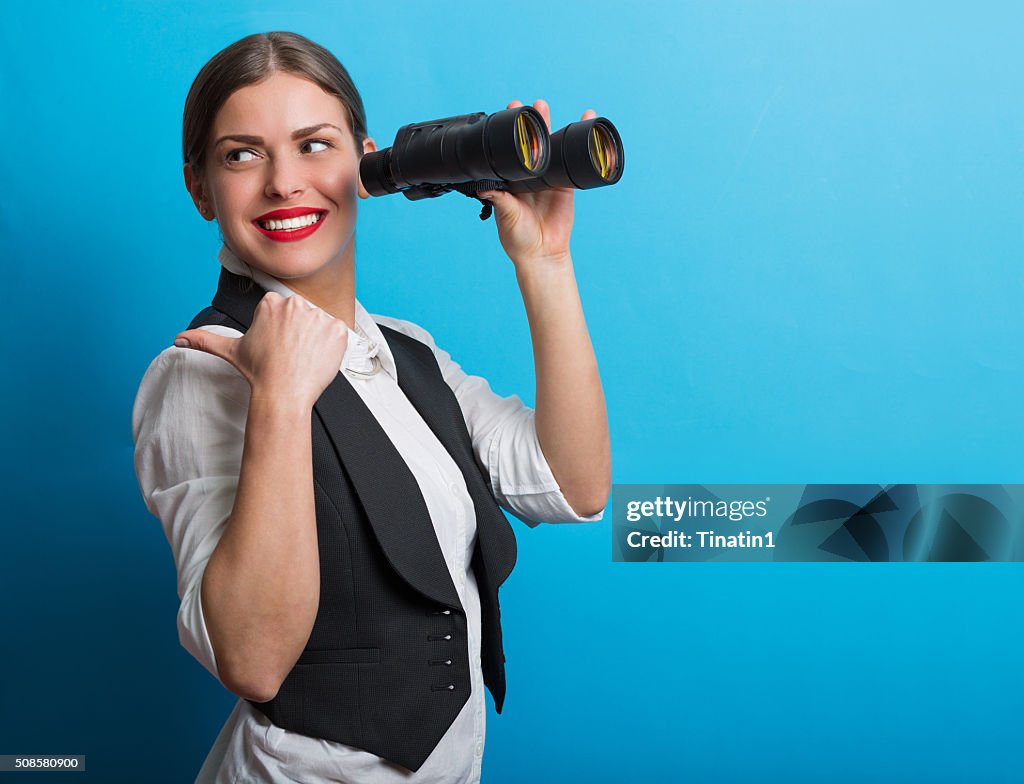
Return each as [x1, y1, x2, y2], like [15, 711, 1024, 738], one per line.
[131, 30, 611, 784]
[183, 56, 376, 322]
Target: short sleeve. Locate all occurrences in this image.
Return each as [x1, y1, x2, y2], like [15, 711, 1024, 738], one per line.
[131, 326, 251, 683]
[372, 316, 606, 527]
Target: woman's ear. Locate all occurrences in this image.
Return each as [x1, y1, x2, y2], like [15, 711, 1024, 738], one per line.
[357, 137, 378, 200]
[183, 163, 214, 221]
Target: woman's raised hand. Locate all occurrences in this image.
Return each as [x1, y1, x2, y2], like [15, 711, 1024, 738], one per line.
[173, 291, 349, 408]
[478, 99, 598, 269]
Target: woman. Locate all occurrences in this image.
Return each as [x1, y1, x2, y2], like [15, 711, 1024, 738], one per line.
[132, 31, 610, 783]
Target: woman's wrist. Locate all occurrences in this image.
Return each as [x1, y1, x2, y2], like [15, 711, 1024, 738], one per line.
[513, 251, 575, 285]
[248, 386, 317, 418]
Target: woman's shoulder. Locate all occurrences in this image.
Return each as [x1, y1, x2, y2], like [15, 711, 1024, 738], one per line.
[138, 324, 246, 386]
[132, 325, 250, 436]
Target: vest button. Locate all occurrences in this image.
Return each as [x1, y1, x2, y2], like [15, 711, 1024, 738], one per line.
[445, 659, 452, 666]
[442, 609, 451, 615]
[444, 634, 452, 640]
[448, 684, 455, 690]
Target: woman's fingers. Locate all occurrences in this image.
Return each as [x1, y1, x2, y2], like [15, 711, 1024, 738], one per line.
[532, 98, 552, 131]
[509, 98, 596, 128]
[250, 292, 350, 402]
[508, 99, 554, 132]
[510, 98, 598, 129]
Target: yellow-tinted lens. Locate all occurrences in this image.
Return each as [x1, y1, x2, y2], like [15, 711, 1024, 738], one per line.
[589, 124, 618, 180]
[515, 112, 544, 172]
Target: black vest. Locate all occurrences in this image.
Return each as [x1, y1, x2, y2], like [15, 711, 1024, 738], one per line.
[188, 269, 518, 772]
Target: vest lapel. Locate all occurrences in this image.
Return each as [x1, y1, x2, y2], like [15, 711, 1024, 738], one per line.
[210, 268, 463, 611]
[377, 326, 518, 591]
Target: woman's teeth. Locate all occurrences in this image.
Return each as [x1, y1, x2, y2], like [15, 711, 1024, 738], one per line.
[258, 212, 323, 231]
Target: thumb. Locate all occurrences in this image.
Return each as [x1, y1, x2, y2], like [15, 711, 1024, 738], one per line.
[173, 328, 239, 363]
[478, 190, 521, 224]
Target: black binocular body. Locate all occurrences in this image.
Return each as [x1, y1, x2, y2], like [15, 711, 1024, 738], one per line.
[359, 106, 624, 210]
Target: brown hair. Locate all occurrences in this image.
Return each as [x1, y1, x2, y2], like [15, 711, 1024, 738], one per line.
[182, 31, 367, 177]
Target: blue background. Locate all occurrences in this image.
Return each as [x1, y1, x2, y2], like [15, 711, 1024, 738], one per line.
[2, 1, 1022, 781]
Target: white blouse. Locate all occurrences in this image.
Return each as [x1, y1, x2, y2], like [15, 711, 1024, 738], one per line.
[132, 244, 603, 784]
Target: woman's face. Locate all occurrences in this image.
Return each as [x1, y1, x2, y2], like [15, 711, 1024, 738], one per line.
[186, 71, 375, 283]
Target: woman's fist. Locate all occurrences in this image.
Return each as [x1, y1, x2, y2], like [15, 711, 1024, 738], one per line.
[174, 291, 349, 408]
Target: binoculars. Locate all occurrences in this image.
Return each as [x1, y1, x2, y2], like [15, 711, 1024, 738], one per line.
[359, 106, 624, 218]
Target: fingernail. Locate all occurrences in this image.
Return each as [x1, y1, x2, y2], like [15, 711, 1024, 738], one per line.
[174, 338, 191, 348]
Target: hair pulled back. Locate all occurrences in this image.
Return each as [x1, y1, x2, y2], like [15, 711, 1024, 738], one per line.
[182, 31, 367, 177]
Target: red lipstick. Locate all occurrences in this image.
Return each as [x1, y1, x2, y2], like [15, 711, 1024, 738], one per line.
[253, 207, 327, 242]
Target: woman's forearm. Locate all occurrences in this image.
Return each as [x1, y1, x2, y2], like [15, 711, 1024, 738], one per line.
[517, 256, 612, 516]
[201, 393, 320, 702]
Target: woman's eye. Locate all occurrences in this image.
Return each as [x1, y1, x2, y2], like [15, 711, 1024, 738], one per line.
[302, 140, 332, 153]
[226, 149, 258, 163]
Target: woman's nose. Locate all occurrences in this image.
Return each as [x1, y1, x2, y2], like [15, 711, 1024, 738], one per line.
[264, 158, 304, 200]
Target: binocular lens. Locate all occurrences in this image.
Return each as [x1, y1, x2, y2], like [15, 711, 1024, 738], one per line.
[589, 124, 618, 181]
[516, 111, 546, 172]
[506, 116, 624, 192]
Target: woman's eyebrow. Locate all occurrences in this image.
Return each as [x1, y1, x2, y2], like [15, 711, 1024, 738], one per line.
[213, 123, 345, 147]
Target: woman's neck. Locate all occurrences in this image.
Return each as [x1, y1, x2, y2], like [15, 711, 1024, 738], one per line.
[275, 252, 357, 328]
